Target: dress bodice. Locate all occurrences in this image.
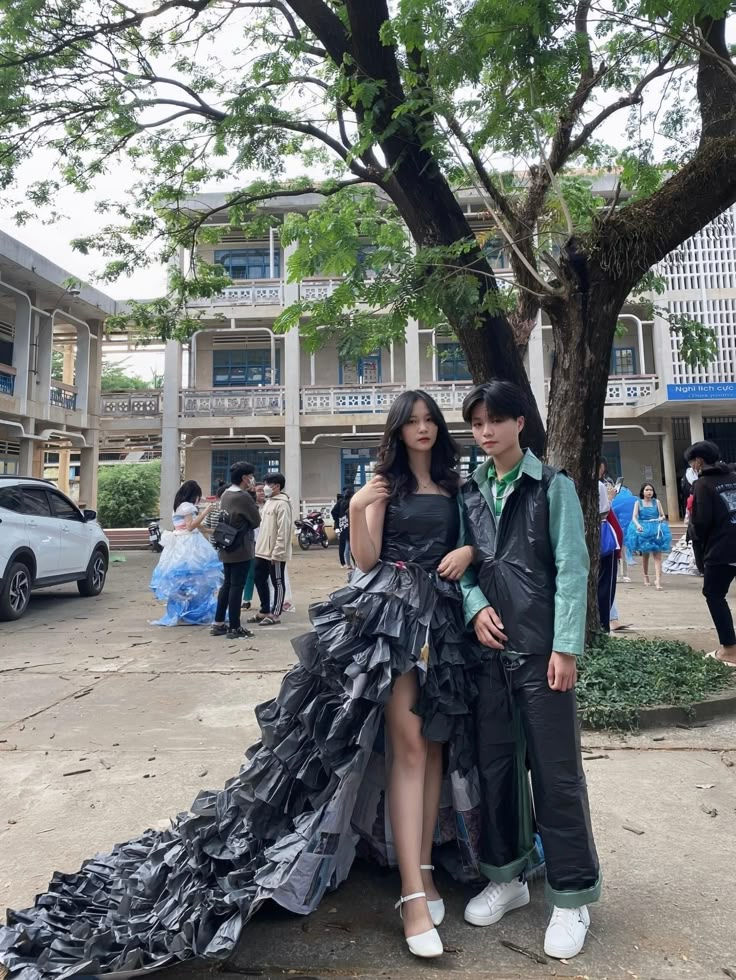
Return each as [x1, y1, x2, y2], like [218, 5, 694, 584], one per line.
[380, 493, 460, 569]
[638, 503, 660, 520]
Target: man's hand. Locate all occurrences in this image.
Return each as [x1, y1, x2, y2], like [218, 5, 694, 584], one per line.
[547, 651, 577, 691]
[472, 606, 508, 649]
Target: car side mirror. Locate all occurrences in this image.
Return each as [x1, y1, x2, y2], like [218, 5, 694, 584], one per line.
[83, 509, 98, 522]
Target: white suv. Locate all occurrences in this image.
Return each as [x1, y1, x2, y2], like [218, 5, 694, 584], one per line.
[0, 476, 109, 621]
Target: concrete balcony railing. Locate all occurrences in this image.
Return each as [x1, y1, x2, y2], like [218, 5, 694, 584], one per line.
[0, 363, 16, 396]
[180, 386, 286, 417]
[187, 280, 284, 308]
[300, 381, 472, 415]
[605, 374, 659, 406]
[101, 390, 164, 417]
[543, 374, 660, 408]
[301, 383, 405, 414]
[50, 381, 77, 410]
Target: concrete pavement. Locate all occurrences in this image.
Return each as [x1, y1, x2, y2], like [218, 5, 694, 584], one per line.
[1, 550, 735, 980]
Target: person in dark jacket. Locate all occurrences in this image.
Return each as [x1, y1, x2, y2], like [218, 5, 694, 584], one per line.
[460, 380, 600, 961]
[337, 488, 354, 568]
[210, 461, 261, 639]
[684, 440, 736, 666]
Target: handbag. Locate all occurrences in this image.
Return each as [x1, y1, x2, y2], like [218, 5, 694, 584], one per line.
[600, 520, 617, 557]
[212, 512, 245, 552]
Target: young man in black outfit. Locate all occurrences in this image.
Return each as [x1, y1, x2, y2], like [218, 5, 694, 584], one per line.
[460, 380, 600, 961]
[685, 440, 736, 666]
[210, 461, 261, 639]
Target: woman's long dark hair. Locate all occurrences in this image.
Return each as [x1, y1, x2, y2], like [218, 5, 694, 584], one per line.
[374, 389, 461, 498]
[174, 480, 202, 510]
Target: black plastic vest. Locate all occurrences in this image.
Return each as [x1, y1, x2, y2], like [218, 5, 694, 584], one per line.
[461, 466, 560, 655]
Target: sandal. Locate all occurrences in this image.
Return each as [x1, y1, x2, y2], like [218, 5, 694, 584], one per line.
[705, 650, 736, 668]
[259, 616, 280, 626]
[247, 614, 267, 623]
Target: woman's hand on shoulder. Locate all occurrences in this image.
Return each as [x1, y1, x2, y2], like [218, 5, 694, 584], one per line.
[351, 477, 390, 512]
[437, 545, 474, 581]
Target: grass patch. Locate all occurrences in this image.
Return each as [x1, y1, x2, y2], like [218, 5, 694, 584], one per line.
[577, 635, 735, 730]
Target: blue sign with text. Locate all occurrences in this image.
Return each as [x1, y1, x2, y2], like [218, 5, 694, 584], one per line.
[667, 383, 736, 401]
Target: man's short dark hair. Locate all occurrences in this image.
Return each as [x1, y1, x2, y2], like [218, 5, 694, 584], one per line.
[462, 379, 528, 424]
[230, 461, 255, 485]
[265, 472, 286, 491]
[684, 440, 720, 466]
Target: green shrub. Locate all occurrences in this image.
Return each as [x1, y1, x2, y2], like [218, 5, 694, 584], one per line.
[577, 635, 735, 730]
[97, 461, 161, 528]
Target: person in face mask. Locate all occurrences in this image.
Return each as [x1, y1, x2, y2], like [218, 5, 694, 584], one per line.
[250, 473, 293, 625]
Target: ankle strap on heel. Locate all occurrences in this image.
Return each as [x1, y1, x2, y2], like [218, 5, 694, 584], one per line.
[395, 891, 426, 910]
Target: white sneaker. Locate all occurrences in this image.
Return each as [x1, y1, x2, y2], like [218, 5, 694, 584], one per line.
[544, 905, 590, 958]
[464, 877, 530, 926]
[621, 576, 632, 583]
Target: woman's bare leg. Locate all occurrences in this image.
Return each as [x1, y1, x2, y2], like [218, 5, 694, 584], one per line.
[385, 672, 434, 938]
[654, 552, 663, 589]
[642, 554, 650, 584]
[420, 740, 442, 902]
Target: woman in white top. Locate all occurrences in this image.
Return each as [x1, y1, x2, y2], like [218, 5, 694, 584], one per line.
[150, 481, 223, 625]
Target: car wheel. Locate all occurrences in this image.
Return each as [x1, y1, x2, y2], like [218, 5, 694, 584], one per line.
[0, 561, 32, 621]
[78, 548, 108, 597]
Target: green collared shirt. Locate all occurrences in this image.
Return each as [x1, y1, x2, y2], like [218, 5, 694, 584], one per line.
[459, 449, 589, 656]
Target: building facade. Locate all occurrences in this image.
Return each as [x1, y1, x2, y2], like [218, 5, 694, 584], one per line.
[89, 193, 736, 524]
[0, 231, 117, 505]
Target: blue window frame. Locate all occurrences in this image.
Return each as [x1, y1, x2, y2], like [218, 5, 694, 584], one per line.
[341, 448, 379, 489]
[211, 448, 282, 493]
[437, 342, 471, 382]
[214, 247, 280, 280]
[482, 237, 507, 270]
[601, 441, 622, 481]
[339, 352, 381, 385]
[212, 349, 280, 387]
[610, 347, 637, 375]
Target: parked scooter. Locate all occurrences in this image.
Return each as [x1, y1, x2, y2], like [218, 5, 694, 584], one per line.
[295, 510, 329, 551]
[147, 517, 163, 552]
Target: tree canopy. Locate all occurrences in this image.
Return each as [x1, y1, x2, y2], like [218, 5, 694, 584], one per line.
[1, 0, 734, 477]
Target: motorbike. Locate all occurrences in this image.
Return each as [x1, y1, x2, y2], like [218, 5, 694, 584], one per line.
[295, 510, 330, 551]
[147, 517, 163, 553]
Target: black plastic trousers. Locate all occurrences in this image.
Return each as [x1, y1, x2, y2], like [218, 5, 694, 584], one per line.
[475, 654, 601, 906]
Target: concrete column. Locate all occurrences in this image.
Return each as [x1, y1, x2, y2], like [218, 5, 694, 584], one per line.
[57, 345, 75, 494]
[661, 418, 679, 519]
[404, 317, 421, 388]
[160, 340, 182, 529]
[74, 322, 91, 414]
[284, 324, 302, 509]
[18, 437, 34, 476]
[688, 407, 704, 444]
[526, 313, 547, 423]
[36, 313, 53, 407]
[652, 312, 674, 387]
[79, 444, 99, 510]
[11, 294, 32, 405]
[283, 241, 302, 510]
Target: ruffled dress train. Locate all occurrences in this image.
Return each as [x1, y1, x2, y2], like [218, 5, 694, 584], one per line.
[0, 495, 484, 980]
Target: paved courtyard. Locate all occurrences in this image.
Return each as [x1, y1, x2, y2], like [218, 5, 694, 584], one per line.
[0, 550, 735, 980]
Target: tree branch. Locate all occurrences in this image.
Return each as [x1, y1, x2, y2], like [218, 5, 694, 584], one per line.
[446, 115, 518, 227]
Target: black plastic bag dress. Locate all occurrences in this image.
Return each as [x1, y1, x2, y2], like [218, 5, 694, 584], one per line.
[0, 494, 483, 980]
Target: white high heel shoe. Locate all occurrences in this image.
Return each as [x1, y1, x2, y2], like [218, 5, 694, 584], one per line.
[420, 863, 445, 926]
[394, 891, 443, 958]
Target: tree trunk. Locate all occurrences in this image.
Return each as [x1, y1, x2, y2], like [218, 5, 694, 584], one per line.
[543, 252, 631, 635]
